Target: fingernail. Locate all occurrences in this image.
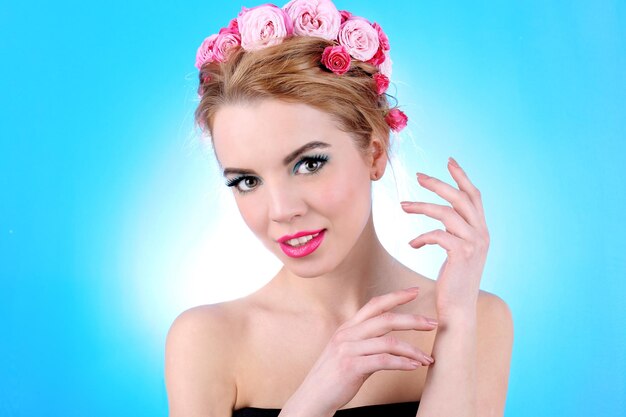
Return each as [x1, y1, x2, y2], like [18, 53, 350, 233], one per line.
[425, 355, 435, 363]
[426, 318, 438, 326]
[408, 238, 422, 248]
[405, 286, 420, 293]
[400, 201, 411, 206]
[448, 157, 460, 168]
[416, 172, 430, 180]
[410, 361, 421, 368]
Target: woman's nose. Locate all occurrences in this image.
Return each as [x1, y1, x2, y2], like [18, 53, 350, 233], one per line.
[267, 184, 307, 223]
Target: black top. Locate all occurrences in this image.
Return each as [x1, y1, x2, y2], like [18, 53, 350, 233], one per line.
[232, 401, 420, 417]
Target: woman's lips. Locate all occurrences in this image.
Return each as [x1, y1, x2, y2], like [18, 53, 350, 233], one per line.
[279, 229, 326, 258]
[278, 229, 325, 243]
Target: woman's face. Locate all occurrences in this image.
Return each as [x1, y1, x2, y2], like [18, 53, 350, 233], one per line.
[212, 99, 384, 278]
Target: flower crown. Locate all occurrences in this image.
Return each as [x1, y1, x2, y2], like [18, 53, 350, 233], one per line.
[195, 0, 408, 133]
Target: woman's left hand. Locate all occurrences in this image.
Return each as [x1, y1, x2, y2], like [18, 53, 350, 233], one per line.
[400, 157, 490, 321]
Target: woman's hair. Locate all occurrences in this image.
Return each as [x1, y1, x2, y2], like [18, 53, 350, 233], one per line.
[194, 36, 395, 156]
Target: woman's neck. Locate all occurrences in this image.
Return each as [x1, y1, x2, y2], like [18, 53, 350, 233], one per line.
[272, 215, 404, 323]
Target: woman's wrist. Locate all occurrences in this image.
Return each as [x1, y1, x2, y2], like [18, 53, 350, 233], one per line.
[436, 304, 478, 327]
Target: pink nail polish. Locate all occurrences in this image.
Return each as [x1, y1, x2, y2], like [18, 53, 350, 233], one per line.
[417, 173, 430, 180]
[448, 157, 460, 168]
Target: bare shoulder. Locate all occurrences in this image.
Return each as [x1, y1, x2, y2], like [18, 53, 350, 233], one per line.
[165, 300, 246, 417]
[476, 290, 514, 361]
[476, 290, 514, 337]
[476, 290, 514, 416]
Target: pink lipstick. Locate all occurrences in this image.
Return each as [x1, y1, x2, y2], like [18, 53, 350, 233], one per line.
[278, 229, 326, 258]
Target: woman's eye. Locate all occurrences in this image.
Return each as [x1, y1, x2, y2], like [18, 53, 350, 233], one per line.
[294, 155, 329, 175]
[226, 176, 259, 193]
[300, 160, 321, 173]
[239, 177, 258, 191]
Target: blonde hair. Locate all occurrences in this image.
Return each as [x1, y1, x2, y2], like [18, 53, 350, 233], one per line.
[195, 36, 396, 155]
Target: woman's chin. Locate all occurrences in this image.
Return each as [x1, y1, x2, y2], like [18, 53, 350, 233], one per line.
[279, 257, 329, 279]
[273, 250, 336, 279]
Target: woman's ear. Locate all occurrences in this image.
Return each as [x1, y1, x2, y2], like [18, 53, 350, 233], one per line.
[368, 137, 388, 181]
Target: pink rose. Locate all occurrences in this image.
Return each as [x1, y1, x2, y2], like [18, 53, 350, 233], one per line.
[227, 17, 239, 31]
[321, 45, 351, 75]
[367, 22, 389, 66]
[212, 27, 242, 62]
[372, 22, 390, 51]
[385, 108, 408, 132]
[283, 0, 341, 40]
[339, 10, 352, 24]
[195, 34, 218, 69]
[237, 4, 294, 51]
[373, 73, 389, 95]
[377, 50, 392, 78]
[367, 47, 385, 66]
[337, 17, 379, 61]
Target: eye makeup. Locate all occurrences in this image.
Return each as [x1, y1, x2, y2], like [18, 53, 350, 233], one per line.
[225, 175, 259, 194]
[292, 154, 330, 175]
[225, 153, 331, 194]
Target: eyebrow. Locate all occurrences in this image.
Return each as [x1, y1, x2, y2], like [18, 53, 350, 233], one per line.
[222, 141, 331, 177]
[283, 141, 331, 165]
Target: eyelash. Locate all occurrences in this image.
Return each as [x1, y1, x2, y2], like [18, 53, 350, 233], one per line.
[226, 154, 330, 194]
[225, 176, 258, 194]
[293, 153, 329, 175]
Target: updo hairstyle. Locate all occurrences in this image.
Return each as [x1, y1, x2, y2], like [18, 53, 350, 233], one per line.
[194, 36, 395, 156]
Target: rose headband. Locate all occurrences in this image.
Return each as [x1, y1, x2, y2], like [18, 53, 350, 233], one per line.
[195, 0, 408, 133]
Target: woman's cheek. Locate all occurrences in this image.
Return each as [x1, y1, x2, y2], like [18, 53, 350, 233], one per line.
[318, 174, 369, 216]
[235, 196, 265, 235]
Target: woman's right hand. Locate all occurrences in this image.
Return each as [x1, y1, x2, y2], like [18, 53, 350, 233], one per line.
[280, 287, 438, 417]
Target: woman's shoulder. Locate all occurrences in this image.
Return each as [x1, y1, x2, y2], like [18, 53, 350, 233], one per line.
[168, 297, 249, 331]
[476, 289, 514, 347]
[165, 297, 254, 416]
[476, 289, 513, 328]
[165, 295, 260, 361]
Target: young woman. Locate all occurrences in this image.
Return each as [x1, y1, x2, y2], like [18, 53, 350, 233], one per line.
[165, 2, 514, 416]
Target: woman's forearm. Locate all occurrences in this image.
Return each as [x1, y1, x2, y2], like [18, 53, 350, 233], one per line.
[416, 309, 478, 417]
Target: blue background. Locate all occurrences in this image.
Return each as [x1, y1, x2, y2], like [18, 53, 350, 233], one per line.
[1, 1, 624, 416]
